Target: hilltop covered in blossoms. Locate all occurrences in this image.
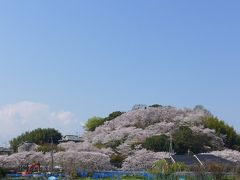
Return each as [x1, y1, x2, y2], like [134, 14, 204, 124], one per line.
[83, 105, 223, 151]
[1, 104, 240, 171]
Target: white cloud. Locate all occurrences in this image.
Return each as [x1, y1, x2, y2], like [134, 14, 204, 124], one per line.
[0, 101, 83, 146]
[50, 111, 76, 125]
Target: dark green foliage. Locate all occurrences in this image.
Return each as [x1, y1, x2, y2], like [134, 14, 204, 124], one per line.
[173, 126, 211, 154]
[9, 128, 62, 152]
[202, 116, 239, 149]
[149, 104, 163, 108]
[191, 134, 212, 153]
[85, 116, 104, 131]
[110, 153, 126, 168]
[236, 135, 240, 147]
[104, 111, 124, 121]
[0, 167, 6, 178]
[173, 126, 193, 154]
[142, 116, 240, 153]
[143, 134, 170, 152]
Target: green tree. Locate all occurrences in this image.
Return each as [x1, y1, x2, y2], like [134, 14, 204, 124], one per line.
[10, 128, 62, 152]
[173, 126, 210, 154]
[149, 104, 163, 108]
[85, 116, 104, 131]
[202, 116, 238, 149]
[143, 134, 169, 152]
[173, 126, 193, 154]
[104, 111, 124, 121]
[236, 135, 240, 147]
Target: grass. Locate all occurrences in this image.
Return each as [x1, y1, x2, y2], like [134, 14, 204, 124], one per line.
[75, 176, 144, 180]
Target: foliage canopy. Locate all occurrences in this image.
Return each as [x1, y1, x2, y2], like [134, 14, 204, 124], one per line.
[85, 111, 124, 131]
[144, 134, 170, 152]
[85, 116, 104, 131]
[149, 104, 163, 108]
[104, 111, 124, 121]
[9, 128, 62, 152]
[173, 126, 211, 154]
[202, 116, 239, 149]
[143, 127, 211, 154]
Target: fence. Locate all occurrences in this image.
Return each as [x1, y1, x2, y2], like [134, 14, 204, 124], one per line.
[77, 170, 153, 179]
[6, 170, 240, 179]
[77, 170, 240, 180]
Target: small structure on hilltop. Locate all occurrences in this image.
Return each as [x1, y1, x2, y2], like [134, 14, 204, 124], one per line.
[58, 135, 83, 143]
[0, 147, 12, 155]
[17, 142, 38, 152]
[132, 104, 148, 111]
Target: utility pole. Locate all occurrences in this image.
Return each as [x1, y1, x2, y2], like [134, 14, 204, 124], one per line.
[169, 134, 173, 157]
[51, 137, 54, 172]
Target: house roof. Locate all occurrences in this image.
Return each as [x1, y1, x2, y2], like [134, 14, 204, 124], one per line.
[168, 154, 236, 167]
[59, 135, 83, 142]
[171, 155, 200, 166]
[0, 147, 12, 152]
[197, 154, 236, 166]
[17, 141, 36, 147]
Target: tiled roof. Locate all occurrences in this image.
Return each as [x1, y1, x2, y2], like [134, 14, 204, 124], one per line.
[0, 147, 11, 152]
[171, 155, 199, 166]
[168, 154, 236, 167]
[197, 154, 236, 166]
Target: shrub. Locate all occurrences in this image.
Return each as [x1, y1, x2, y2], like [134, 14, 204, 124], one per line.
[206, 163, 225, 179]
[149, 160, 188, 176]
[149, 159, 169, 175]
[85, 117, 104, 131]
[143, 134, 169, 152]
[169, 162, 188, 173]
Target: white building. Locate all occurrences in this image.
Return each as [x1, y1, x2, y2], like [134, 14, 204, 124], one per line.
[58, 135, 83, 143]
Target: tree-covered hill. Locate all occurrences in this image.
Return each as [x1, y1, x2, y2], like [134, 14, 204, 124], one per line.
[2, 104, 240, 171]
[83, 105, 240, 153]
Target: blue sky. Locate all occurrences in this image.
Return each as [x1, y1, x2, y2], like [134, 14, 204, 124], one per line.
[0, 1, 240, 144]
